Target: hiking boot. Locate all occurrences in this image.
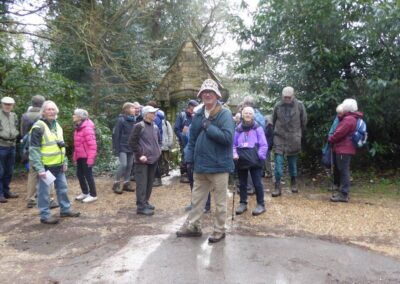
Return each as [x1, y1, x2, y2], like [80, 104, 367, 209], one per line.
[75, 193, 88, 201]
[176, 224, 202, 237]
[203, 207, 211, 214]
[0, 195, 7, 203]
[5, 192, 18, 198]
[271, 181, 281, 197]
[153, 178, 162, 187]
[123, 182, 135, 192]
[291, 177, 298, 193]
[82, 195, 98, 203]
[40, 216, 59, 225]
[328, 185, 340, 192]
[208, 232, 226, 243]
[60, 210, 81, 217]
[180, 175, 190, 184]
[145, 202, 155, 210]
[112, 182, 122, 194]
[49, 199, 60, 209]
[330, 192, 349, 203]
[27, 199, 36, 208]
[185, 203, 193, 211]
[235, 203, 247, 215]
[137, 207, 154, 216]
[252, 204, 266, 216]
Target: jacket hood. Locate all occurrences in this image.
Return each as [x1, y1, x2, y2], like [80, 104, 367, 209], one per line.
[78, 118, 95, 129]
[341, 111, 363, 120]
[236, 121, 259, 132]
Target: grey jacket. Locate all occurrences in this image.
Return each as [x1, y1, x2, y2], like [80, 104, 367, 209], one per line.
[0, 111, 19, 147]
[272, 98, 307, 155]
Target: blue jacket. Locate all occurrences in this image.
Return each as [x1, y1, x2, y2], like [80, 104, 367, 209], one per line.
[185, 103, 235, 174]
[174, 110, 194, 146]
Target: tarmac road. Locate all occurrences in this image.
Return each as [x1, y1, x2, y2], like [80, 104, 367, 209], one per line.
[50, 233, 400, 283]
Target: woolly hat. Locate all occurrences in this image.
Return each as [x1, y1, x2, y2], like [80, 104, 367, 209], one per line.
[187, 99, 199, 107]
[342, 98, 358, 113]
[1, 97, 15, 104]
[31, 95, 45, 107]
[142, 105, 159, 116]
[197, 79, 222, 99]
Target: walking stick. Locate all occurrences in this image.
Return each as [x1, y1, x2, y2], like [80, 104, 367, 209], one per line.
[330, 144, 334, 191]
[232, 181, 236, 221]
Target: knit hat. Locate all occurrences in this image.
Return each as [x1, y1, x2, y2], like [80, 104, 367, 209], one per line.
[1, 97, 15, 104]
[197, 79, 222, 98]
[31, 95, 45, 107]
[142, 105, 159, 116]
[188, 99, 199, 107]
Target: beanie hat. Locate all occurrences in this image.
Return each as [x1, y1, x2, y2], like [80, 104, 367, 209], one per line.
[188, 99, 199, 107]
[197, 79, 222, 99]
[31, 95, 45, 107]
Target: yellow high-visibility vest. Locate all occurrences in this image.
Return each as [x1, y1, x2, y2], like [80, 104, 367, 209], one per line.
[31, 120, 65, 166]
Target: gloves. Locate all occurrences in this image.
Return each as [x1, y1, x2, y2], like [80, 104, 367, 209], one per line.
[201, 117, 211, 131]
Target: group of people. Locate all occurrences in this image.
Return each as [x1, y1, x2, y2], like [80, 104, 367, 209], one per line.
[0, 78, 363, 243]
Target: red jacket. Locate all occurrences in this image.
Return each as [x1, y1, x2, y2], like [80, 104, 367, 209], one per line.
[328, 112, 363, 155]
[73, 119, 97, 166]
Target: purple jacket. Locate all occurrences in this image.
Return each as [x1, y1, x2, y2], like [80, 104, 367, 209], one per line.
[233, 122, 268, 160]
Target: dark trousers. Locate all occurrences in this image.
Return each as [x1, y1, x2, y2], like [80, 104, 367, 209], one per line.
[155, 157, 162, 179]
[334, 153, 352, 196]
[179, 143, 187, 175]
[0, 146, 16, 197]
[135, 162, 157, 208]
[238, 167, 265, 206]
[77, 158, 97, 197]
[160, 150, 170, 176]
[187, 164, 211, 209]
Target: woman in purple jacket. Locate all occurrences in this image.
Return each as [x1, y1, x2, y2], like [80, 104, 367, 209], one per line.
[233, 106, 268, 216]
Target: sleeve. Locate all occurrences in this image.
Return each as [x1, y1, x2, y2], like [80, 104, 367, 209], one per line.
[184, 118, 201, 165]
[233, 131, 239, 158]
[112, 118, 122, 154]
[84, 126, 97, 166]
[174, 113, 183, 142]
[328, 118, 353, 144]
[300, 102, 308, 131]
[328, 117, 339, 138]
[256, 127, 268, 160]
[29, 126, 45, 173]
[129, 123, 143, 160]
[205, 110, 235, 146]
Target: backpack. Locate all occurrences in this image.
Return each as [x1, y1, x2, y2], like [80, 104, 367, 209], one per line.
[352, 118, 367, 148]
[20, 133, 31, 163]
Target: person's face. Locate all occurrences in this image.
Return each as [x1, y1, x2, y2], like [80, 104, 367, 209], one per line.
[43, 104, 57, 121]
[201, 91, 218, 106]
[2, 103, 14, 113]
[187, 105, 195, 115]
[145, 112, 156, 122]
[127, 106, 136, 115]
[283, 95, 293, 104]
[242, 109, 254, 123]
[72, 114, 81, 123]
[133, 106, 140, 116]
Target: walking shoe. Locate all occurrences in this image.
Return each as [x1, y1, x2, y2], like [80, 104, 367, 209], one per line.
[145, 202, 155, 210]
[208, 232, 226, 243]
[185, 203, 193, 211]
[0, 195, 7, 203]
[5, 192, 18, 198]
[176, 224, 202, 237]
[153, 178, 162, 187]
[235, 203, 247, 215]
[137, 207, 154, 216]
[112, 182, 122, 194]
[328, 185, 340, 192]
[75, 193, 88, 201]
[123, 182, 135, 192]
[82, 195, 98, 203]
[60, 210, 81, 217]
[291, 177, 298, 193]
[252, 204, 266, 216]
[27, 199, 36, 208]
[40, 216, 59, 225]
[271, 182, 281, 197]
[49, 199, 60, 209]
[330, 192, 349, 203]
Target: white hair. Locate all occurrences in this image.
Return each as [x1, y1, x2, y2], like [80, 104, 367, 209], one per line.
[241, 106, 255, 116]
[282, 86, 295, 97]
[74, 108, 89, 119]
[336, 104, 344, 114]
[242, 96, 256, 107]
[40, 100, 59, 115]
[342, 98, 358, 113]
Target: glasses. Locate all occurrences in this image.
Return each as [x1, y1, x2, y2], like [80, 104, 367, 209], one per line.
[2, 103, 13, 106]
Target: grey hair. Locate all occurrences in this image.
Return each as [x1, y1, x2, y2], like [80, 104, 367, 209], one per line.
[74, 108, 89, 119]
[241, 106, 255, 116]
[342, 98, 358, 113]
[242, 96, 256, 107]
[40, 100, 59, 115]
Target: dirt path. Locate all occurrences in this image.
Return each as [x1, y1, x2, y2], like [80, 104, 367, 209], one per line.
[0, 171, 399, 283]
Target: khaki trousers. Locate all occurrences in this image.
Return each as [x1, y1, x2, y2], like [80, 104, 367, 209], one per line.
[26, 167, 54, 202]
[187, 172, 229, 234]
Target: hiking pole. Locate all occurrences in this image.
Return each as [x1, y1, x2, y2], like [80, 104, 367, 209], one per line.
[330, 144, 334, 191]
[232, 181, 236, 221]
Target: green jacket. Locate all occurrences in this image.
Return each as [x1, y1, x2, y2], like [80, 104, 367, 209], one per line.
[0, 111, 19, 147]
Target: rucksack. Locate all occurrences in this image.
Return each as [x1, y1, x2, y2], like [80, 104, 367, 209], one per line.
[352, 118, 367, 148]
[20, 133, 31, 163]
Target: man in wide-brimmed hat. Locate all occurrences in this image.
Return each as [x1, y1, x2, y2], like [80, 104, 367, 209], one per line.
[176, 79, 235, 243]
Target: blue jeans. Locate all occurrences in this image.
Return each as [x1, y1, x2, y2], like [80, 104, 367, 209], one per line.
[37, 168, 71, 220]
[274, 154, 298, 181]
[238, 167, 264, 206]
[0, 146, 16, 197]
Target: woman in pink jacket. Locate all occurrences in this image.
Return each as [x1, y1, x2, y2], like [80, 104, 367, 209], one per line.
[73, 109, 98, 203]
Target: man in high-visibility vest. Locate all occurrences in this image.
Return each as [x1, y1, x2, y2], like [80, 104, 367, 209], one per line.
[29, 100, 80, 224]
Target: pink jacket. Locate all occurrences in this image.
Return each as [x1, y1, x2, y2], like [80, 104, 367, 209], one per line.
[73, 119, 97, 166]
